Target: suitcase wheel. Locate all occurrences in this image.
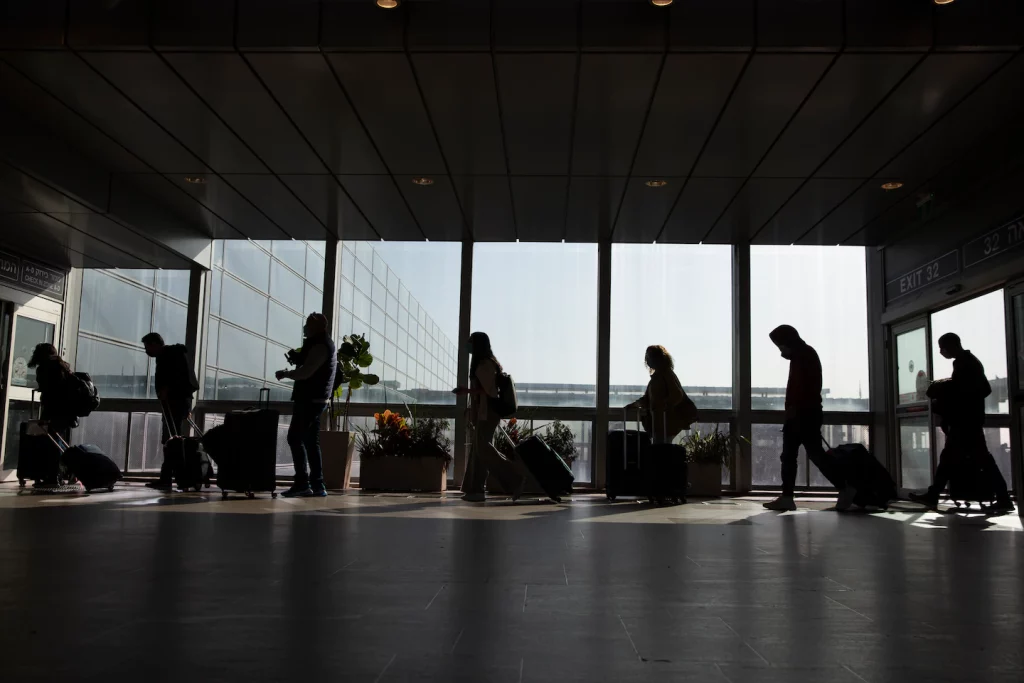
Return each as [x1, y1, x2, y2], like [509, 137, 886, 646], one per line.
[18, 479, 26, 488]
[964, 502, 971, 510]
[222, 491, 229, 499]
[108, 486, 115, 492]
[247, 492, 255, 499]
[271, 492, 278, 499]
[194, 485, 202, 493]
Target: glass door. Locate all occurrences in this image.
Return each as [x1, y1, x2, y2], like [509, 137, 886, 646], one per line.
[1005, 285, 1024, 499]
[891, 318, 933, 490]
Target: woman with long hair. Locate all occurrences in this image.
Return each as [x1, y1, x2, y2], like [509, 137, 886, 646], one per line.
[624, 345, 697, 444]
[453, 331, 526, 503]
[27, 343, 76, 435]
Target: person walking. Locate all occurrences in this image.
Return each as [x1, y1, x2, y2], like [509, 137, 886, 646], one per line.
[910, 333, 1014, 514]
[142, 333, 199, 490]
[26, 343, 77, 488]
[763, 325, 852, 512]
[275, 313, 337, 498]
[453, 332, 526, 503]
[624, 345, 697, 445]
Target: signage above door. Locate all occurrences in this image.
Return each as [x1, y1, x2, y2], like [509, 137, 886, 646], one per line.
[885, 250, 959, 304]
[963, 214, 1024, 269]
[0, 249, 66, 301]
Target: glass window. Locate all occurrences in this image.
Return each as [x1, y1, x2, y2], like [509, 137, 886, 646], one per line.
[900, 417, 931, 490]
[304, 283, 321, 316]
[371, 304, 385, 334]
[156, 270, 190, 302]
[220, 275, 268, 336]
[76, 337, 149, 399]
[271, 240, 307, 276]
[116, 269, 155, 287]
[354, 262, 372, 295]
[386, 293, 399, 321]
[10, 316, 55, 389]
[750, 422, 869, 489]
[267, 300, 303, 348]
[751, 246, 869, 412]
[152, 296, 186, 344]
[265, 342, 290, 383]
[207, 320, 219, 368]
[472, 243, 597, 408]
[930, 290, 1008, 414]
[339, 278, 355, 312]
[353, 290, 371, 325]
[209, 270, 222, 317]
[305, 249, 325, 290]
[610, 245, 732, 410]
[214, 371, 265, 402]
[224, 240, 270, 293]
[270, 260, 305, 313]
[79, 270, 154, 343]
[373, 252, 387, 282]
[309, 241, 326, 257]
[895, 327, 929, 405]
[341, 245, 356, 284]
[217, 323, 266, 379]
[213, 240, 224, 268]
[355, 241, 373, 267]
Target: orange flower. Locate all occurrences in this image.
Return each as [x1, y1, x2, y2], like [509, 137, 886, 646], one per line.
[509, 418, 517, 426]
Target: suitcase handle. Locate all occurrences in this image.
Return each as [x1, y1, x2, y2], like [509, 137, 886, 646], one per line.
[259, 387, 270, 410]
[159, 399, 181, 440]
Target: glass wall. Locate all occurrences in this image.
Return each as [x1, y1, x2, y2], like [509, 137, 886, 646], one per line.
[205, 240, 325, 401]
[750, 246, 869, 412]
[751, 422, 870, 488]
[471, 243, 598, 408]
[610, 244, 733, 409]
[76, 269, 190, 399]
[335, 241, 460, 405]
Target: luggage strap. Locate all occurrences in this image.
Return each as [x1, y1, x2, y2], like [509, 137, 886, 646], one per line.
[821, 434, 832, 450]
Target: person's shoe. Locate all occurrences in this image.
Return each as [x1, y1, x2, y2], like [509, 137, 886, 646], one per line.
[908, 490, 939, 510]
[763, 495, 796, 512]
[987, 498, 1015, 515]
[145, 481, 173, 491]
[833, 486, 858, 512]
[511, 476, 528, 503]
[310, 488, 328, 498]
[462, 492, 486, 503]
[281, 485, 314, 498]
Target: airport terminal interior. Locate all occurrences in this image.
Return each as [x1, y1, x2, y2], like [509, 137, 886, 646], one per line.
[2, 1, 1024, 681]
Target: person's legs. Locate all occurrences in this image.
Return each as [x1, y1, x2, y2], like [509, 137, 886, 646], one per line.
[286, 402, 312, 494]
[153, 397, 190, 488]
[764, 419, 800, 511]
[463, 418, 498, 498]
[303, 404, 327, 495]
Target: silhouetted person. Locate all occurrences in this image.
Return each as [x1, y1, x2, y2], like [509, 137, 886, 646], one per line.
[910, 333, 1014, 513]
[624, 345, 696, 444]
[276, 313, 337, 498]
[27, 343, 76, 487]
[763, 325, 852, 511]
[454, 332, 526, 503]
[143, 333, 198, 490]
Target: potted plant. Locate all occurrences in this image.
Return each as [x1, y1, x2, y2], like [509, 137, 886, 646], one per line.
[681, 425, 745, 497]
[321, 334, 379, 490]
[357, 409, 453, 492]
[489, 418, 577, 494]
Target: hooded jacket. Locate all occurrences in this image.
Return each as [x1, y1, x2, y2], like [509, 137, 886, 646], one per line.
[769, 325, 822, 416]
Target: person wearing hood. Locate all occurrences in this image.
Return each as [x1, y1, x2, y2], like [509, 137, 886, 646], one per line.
[764, 325, 853, 512]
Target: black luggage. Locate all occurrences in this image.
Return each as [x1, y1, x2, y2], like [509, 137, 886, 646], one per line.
[16, 420, 62, 487]
[210, 388, 279, 498]
[606, 408, 651, 500]
[828, 443, 896, 509]
[943, 445, 998, 509]
[647, 443, 688, 505]
[161, 404, 212, 492]
[515, 435, 574, 502]
[62, 444, 121, 492]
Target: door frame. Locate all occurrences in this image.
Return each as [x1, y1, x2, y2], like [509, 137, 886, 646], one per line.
[889, 316, 933, 490]
[1003, 282, 1024, 499]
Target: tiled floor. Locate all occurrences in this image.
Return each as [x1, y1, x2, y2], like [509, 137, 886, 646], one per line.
[0, 484, 1021, 682]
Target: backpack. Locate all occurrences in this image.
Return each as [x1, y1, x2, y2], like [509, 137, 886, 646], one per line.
[489, 371, 518, 419]
[66, 372, 101, 417]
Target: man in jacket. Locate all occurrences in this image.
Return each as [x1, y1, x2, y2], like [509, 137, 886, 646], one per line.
[910, 333, 1013, 513]
[763, 325, 851, 511]
[143, 333, 198, 490]
[276, 313, 337, 498]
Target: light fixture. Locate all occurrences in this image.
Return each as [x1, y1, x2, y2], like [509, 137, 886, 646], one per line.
[934, 0, 955, 5]
[881, 181, 904, 191]
[376, 0, 399, 8]
[650, 0, 674, 6]
[645, 180, 668, 188]
[411, 177, 434, 186]
[183, 176, 206, 184]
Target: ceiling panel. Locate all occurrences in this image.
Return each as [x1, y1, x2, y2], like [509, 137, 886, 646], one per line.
[115, 173, 241, 240]
[935, 1, 1024, 49]
[164, 174, 287, 240]
[817, 53, 1010, 179]
[84, 52, 265, 173]
[237, 0, 320, 49]
[799, 178, 906, 246]
[669, 0, 755, 50]
[55, 212, 183, 267]
[222, 174, 329, 240]
[411, 54, 506, 176]
[492, 0, 578, 51]
[613, 179, 685, 244]
[660, 177, 746, 243]
[452, 175, 516, 242]
[844, 0, 932, 49]
[757, 0, 842, 49]
[754, 178, 864, 245]
[510, 176, 566, 242]
[0, 164, 93, 215]
[67, 0, 150, 48]
[164, 53, 325, 174]
[570, 54, 663, 177]
[0, 190, 36, 213]
[246, 53, 385, 176]
[320, 0, 405, 50]
[0, 213, 119, 269]
[406, 0, 490, 51]
[581, 1, 665, 51]
[2, 52, 206, 174]
[756, 53, 920, 179]
[395, 175, 465, 242]
[0, 0, 66, 48]
[694, 54, 832, 178]
[151, 0, 235, 49]
[327, 53, 445, 175]
[565, 176, 627, 243]
[632, 54, 747, 178]
[496, 54, 577, 176]
[278, 175, 377, 241]
[337, 175, 422, 242]
[704, 178, 801, 243]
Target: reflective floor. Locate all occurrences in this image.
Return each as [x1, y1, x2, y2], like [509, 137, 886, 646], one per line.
[0, 485, 1021, 682]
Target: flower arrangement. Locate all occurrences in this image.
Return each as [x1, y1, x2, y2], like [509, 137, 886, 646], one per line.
[356, 409, 453, 467]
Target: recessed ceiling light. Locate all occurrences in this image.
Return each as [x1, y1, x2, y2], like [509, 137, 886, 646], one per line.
[184, 176, 205, 184]
[376, 0, 399, 8]
[934, 0, 955, 5]
[645, 180, 668, 188]
[881, 181, 904, 191]
[650, 0, 674, 6]
[411, 177, 434, 186]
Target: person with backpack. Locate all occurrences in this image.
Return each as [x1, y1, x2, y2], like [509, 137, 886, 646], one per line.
[910, 333, 1014, 513]
[142, 333, 199, 490]
[274, 313, 337, 498]
[624, 345, 697, 444]
[27, 343, 79, 437]
[453, 332, 526, 503]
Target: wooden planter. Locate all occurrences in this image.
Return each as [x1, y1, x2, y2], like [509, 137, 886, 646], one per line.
[320, 431, 356, 490]
[359, 456, 449, 492]
[688, 460, 723, 497]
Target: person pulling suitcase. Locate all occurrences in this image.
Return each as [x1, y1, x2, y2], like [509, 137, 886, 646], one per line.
[142, 333, 199, 490]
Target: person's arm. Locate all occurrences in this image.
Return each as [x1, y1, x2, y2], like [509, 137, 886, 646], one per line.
[476, 361, 499, 399]
[278, 344, 329, 381]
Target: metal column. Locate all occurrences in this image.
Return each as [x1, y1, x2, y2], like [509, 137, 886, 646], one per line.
[321, 239, 340, 337]
[453, 239, 474, 485]
[185, 263, 208, 407]
[594, 239, 612, 490]
[732, 243, 752, 493]
[865, 247, 891, 472]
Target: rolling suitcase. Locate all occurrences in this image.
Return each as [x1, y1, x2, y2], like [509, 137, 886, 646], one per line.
[160, 403, 212, 492]
[827, 442, 896, 509]
[606, 407, 650, 501]
[943, 443, 998, 510]
[647, 443, 688, 505]
[514, 435, 574, 502]
[61, 442, 121, 492]
[216, 388, 279, 499]
[16, 391, 61, 488]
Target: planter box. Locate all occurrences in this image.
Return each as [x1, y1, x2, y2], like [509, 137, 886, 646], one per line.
[359, 456, 448, 492]
[688, 461, 723, 497]
[320, 431, 356, 490]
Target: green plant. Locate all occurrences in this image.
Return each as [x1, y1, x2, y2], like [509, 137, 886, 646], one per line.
[333, 334, 380, 431]
[356, 409, 453, 467]
[540, 420, 578, 465]
[681, 425, 746, 469]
